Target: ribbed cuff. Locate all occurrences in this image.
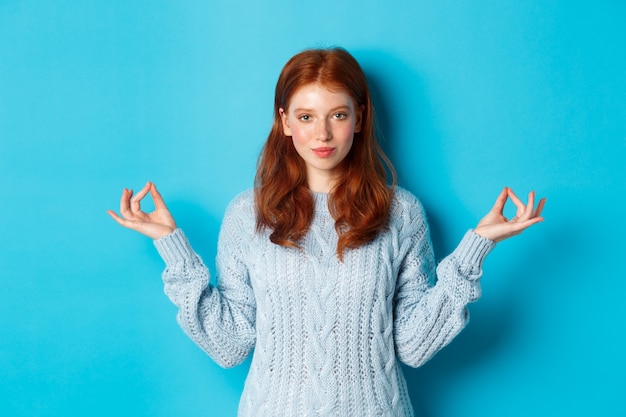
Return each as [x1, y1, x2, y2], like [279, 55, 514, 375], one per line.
[452, 230, 496, 267]
[153, 228, 195, 265]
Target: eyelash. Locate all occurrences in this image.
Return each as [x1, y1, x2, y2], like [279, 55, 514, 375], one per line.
[298, 113, 348, 121]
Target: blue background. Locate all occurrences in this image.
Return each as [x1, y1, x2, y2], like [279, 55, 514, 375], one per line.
[1, 1, 624, 416]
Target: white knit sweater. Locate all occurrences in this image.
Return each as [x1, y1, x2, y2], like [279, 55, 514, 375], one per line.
[154, 187, 495, 416]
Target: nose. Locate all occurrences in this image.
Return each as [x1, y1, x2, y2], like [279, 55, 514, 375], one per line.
[315, 119, 332, 141]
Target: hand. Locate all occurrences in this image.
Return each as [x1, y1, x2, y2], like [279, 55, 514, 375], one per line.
[474, 187, 546, 243]
[107, 181, 177, 240]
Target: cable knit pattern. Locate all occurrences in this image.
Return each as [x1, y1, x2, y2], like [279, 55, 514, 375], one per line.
[153, 187, 495, 417]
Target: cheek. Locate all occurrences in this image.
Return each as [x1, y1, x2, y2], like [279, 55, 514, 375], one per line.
[336, 124, 357, 143]
[345, 137, 355, 153]
[290, 129, 308, 153]
[289, 124, 310, 144]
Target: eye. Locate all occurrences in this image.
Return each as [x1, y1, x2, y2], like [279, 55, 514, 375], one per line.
[298, 114, 311, 121]
[333, 112, 348, 120]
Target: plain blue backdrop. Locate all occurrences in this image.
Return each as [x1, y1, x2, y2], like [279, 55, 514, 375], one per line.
[1, 1, 624, 416]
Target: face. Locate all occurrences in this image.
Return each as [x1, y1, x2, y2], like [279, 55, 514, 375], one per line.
[280, 83, 363, 193]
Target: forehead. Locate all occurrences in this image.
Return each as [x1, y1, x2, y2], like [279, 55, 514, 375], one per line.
[287, 82, 355, 109]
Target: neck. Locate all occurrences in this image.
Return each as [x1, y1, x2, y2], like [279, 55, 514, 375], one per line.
[307, 177, 336, 193]
[306, 169, 341, 194]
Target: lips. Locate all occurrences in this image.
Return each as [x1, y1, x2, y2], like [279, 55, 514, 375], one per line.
[312, 147, 336, 157]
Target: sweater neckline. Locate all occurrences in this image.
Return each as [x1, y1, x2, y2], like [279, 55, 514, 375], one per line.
[311, 191, 330, 215]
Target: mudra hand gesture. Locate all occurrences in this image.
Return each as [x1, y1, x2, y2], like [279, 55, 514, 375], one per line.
[474, 187, 546, 243]
[107, 181, 177, 240]
[108, 183, 545, 244]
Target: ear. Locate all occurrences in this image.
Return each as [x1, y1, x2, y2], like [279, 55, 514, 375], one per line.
[279, 108, 292, 136]
[354, 104, 365, 133]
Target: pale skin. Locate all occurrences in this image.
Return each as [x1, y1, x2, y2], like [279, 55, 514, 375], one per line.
[108, 83, 546, 243]
[279, 83, 362, 193]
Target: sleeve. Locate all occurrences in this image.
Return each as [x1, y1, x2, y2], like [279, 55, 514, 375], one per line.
[392, 195, 495, 368]
[153, 198, 256, 369]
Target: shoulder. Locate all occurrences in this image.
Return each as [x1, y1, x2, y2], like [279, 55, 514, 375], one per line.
[225, 188, 255, 213]
[390, 186, 426, 220]
[389, 186, 429, 237]
[222, 188, 256, 231]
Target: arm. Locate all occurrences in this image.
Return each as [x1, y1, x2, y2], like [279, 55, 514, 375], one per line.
[393, 199, 494, 368]
[393, 188, 544, 367]
[108, 183, 256, 368]
[154, 222, 256, 368]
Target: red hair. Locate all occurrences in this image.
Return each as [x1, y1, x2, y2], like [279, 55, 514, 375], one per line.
[254, 47, 396, 260]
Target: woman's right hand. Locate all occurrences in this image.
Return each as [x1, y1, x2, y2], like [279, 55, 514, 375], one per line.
[107, 181, 177, 240]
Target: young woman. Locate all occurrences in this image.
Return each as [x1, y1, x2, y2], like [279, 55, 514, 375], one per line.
[108, 47, 545, 416]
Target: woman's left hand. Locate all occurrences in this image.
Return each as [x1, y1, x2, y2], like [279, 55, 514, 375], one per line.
[474, 187, 546, 243]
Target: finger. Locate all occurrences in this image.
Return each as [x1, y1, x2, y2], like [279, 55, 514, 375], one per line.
[119, 188, 133, 218]
[519, 191, 536, 221]
[511, 216, 544, 233]
[533, 197, 546, 218]
[107, 209, 130, 227]
[491, 187, 509, 214]
[108, 209, 147, 234]
[131, 182, 151, 213]
[506, 188, 524, 209]
[149, 182, 168, 211]
[507, 188, 529, 218]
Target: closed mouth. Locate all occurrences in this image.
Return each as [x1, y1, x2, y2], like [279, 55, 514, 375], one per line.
[312, 147, 336, 157]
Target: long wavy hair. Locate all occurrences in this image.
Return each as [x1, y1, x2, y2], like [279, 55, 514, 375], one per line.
[255, 47, 396, 260]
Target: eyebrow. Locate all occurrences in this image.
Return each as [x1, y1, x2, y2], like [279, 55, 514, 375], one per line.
[291, 106, 351, 114]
